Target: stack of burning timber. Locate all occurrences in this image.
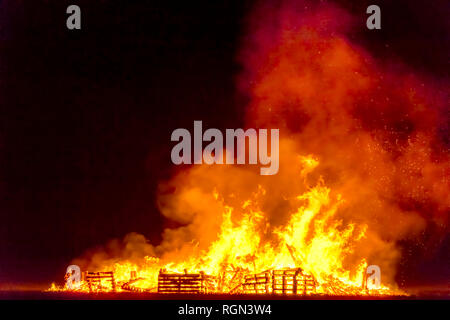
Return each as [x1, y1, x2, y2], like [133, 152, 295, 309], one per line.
[66, 246, 384, 296]
[74, 267, 318, 295]
[65, 243, 380, 295]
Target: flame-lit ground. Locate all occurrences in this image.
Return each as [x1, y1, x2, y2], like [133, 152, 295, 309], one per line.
[2, 289, 450, 300]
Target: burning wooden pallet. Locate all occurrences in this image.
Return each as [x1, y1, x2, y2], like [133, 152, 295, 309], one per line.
[83, 271, 116, 293]
[272, 268, 316, 295]
[243, 268, 316, 295]
[242, 270, 271, 294]
[157, 269, 214, 294]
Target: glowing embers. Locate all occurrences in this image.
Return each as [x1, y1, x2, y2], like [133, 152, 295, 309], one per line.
[157, 269, 216, 294]
[243, 268, 317, 295]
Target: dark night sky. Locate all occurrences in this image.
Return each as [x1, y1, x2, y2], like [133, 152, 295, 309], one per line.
[0, 0, 448, 289]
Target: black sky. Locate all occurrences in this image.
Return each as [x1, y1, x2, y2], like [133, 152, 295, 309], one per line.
[0, 0, 448, 289]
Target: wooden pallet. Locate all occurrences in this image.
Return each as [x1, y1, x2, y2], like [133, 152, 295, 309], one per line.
[272, 268, 316, 295]
[157, 269, 212, 294]
[243, 270, 271, 294]
[243, 268, 316, 295]
[83, 271, 116, 293]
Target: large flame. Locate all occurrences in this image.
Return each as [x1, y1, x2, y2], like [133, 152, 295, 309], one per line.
[55, 0, 449, 295]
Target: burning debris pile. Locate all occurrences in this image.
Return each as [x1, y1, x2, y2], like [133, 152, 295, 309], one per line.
[50, 0, 448, 297]
[52, 156, 402, 296]
[57, 262, 394, 296]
